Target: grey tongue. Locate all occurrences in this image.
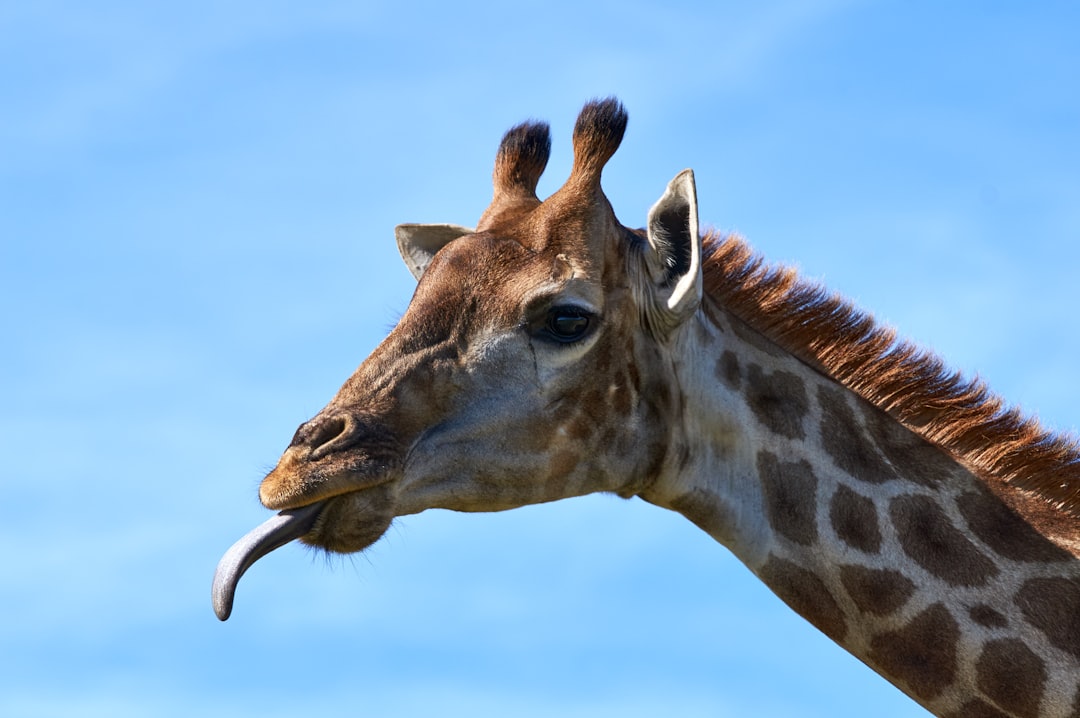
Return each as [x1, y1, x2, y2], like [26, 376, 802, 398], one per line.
[212, 503, 323, 621]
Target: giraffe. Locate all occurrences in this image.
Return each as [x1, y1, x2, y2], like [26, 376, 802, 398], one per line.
[213, 98, 1080, 717]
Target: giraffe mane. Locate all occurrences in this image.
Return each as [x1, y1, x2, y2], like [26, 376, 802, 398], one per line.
[701, 230, 1080, 520]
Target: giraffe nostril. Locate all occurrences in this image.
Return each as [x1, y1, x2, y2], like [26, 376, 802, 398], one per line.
[312, 417, 348, 451]
[289, 416, 350, 455]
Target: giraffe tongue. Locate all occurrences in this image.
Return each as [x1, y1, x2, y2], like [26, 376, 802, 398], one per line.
[211, 503, 323, 621]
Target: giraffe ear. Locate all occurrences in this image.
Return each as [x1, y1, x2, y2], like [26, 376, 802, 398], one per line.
[644, 169, 701, 328]
[394, 223, 475, 281]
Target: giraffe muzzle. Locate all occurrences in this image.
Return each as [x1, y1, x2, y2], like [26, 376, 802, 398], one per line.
[211, 501, 324, 621]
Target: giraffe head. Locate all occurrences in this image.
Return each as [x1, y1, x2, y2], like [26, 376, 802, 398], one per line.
[214, 99, 701, 618]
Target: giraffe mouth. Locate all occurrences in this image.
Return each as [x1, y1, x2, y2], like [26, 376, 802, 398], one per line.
[211, 501, 324, 621]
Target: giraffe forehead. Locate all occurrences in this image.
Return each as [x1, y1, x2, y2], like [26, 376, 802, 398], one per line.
[426, 233, 602, 303]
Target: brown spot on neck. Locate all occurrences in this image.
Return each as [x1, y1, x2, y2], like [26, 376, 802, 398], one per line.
[839, 565, 915, 617]
[716, 350, 741, 390]
[759, 555, 848, 643]
[862, 403, 948, 488]
[818, 386, 899, 485]
[957, 488, 1073, 563]
[829, 484, 882, 554]
[975, 638, 1046, 718]
[758, 451, 819, 546]
[868, 602, 959, 701]
[890, 494, 998, 587]
[746, 364, 809, 440]
[1014, 577, 1080, 661]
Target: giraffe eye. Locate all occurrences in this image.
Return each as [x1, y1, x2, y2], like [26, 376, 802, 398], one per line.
[539, 306, 594, 344]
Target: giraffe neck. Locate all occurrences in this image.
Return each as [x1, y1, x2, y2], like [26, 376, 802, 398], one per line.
[639, 299, 1080, 718]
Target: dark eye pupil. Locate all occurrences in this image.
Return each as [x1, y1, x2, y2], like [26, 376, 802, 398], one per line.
[547, 310, 590, 340]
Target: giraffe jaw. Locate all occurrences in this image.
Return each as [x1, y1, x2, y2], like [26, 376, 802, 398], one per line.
[211, 502, 324, 621]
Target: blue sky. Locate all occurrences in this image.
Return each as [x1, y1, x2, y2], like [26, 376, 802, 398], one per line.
[3, 2, 1078, 716]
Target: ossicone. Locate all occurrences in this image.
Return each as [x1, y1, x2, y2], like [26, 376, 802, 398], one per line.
[493, 120, 551, 200]
[478, 120, 552, 230]
[569, 97, 628, 188]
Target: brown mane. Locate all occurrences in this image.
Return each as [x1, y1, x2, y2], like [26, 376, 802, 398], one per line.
[701, 230, 1080, 521]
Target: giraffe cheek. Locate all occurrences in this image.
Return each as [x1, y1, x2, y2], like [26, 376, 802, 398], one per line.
[539, 448, 582, 501]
